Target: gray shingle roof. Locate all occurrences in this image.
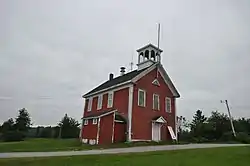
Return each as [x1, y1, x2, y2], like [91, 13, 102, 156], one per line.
[83, 67, 148, 97]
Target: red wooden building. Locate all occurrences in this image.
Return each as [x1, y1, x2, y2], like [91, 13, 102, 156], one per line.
[80, 44, 180, 145]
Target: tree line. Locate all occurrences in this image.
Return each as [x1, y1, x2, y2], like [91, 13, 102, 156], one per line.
[177, 110, 250, 143]
[0, 108, 80, 142]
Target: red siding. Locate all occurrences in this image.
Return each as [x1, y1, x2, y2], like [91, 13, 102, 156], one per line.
[132, 68, 176, 141]
[83, 88, 129, 118]
[99, 113, 114, 144]
[114, 122, 126, 143]
[81, 119, 98, 141]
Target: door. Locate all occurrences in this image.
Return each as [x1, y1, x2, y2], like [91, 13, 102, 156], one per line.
[152, 123, 161, 141]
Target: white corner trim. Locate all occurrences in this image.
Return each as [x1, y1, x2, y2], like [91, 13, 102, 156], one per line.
[112, 112, 115, 143]
[128, 85, 134, 141]
[83, 81, 132, 98]
[175, 98, 178, 141]
[96, 117, 101, 144]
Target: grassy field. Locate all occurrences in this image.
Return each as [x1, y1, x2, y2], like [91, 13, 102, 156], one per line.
[0, 146, 249, 166]
[0, 138, 176, 152]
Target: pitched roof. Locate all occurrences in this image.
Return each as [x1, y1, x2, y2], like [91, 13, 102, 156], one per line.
[83, 67, 149, 97]
[136, 43, 163, 53]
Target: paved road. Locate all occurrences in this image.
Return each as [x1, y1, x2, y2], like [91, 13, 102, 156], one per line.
[0, 144, 249, 159]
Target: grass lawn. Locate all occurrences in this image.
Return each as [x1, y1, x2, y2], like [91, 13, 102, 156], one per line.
[0, 138, 177, 152]
[0, 146, 249, 166]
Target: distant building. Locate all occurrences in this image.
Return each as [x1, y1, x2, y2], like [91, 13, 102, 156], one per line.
[80, 44, 180, 145]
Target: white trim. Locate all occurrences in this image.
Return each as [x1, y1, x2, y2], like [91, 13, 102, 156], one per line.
[114, 120, 124, 123]
[84, 119, 88, 125]
[175, 98, 178, 141]
[152, 116, 167, 123]
[138, 89, 146, 107]
[97, 95, 103, 110]
[96, 118, 101, 144]
[153, 93, 160, 110]
[112, 112, 115, 143]
[128, 85, 134, 141]
[82, 110, 117, 120]
[132, 64, 180, 98]
[132, 63, 157, 83]
[92, 118, 97, 125]
[152, 79, 160, 86]
[83, 81, 132, 98]
[87, 98, 92, 112]
[107, 91, 114, 108]
[158, 66, 180, 97]
[165, 97, 171, 113]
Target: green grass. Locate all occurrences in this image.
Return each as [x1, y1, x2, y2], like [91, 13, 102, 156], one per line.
[0, 139, 82, 152]
[0, 138, 177, 152]
[0, 147, 249, 166]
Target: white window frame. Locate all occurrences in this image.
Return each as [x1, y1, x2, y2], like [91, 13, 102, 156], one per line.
[107, 91, 114, 108]
[87, 97, 92, 112]
[138, 89, 146, 107]
[153, 94, 160, 110]
[97, 95, 103, 110]
[84, 119, 88, 125]
[92, 118, 97, 125]
[165, 97, 171, 113]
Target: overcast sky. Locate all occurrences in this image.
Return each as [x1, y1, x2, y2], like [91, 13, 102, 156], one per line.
[1, 0, 250, 125]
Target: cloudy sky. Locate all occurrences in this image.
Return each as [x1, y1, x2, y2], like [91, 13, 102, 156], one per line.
[1, 0, 250, 125]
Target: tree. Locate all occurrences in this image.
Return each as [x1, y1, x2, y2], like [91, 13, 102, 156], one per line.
[15, 108, 32, 132]
[190, 110, 207, 137]
[1, 118, 15, 133]
[208, 111, 231, 140]
[58, 114, 80, 138]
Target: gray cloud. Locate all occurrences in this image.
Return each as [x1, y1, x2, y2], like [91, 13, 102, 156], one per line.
[1, 0, 250, 125]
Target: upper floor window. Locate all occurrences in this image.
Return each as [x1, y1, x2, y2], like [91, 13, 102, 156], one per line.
[97, 95, 103, 110]
[165, 97, 171, 113]
[87, 98, 92, 112]
[153, 94, 160, 110]
[84, 119, 88, 125]
[138, 89, 146, 107]
[107, 91, 114, 108]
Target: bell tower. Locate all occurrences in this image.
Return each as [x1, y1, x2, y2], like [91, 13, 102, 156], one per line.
[136, 43, 163, 70]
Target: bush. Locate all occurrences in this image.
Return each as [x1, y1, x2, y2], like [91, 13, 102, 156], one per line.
[220, 131, 235, 142]
[2, 131, 24, 142]
[191, 137, 209, 143]
[235, 132, 250, 144]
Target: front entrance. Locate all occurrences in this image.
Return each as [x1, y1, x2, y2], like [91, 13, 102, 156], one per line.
[152, 123, 161, 141]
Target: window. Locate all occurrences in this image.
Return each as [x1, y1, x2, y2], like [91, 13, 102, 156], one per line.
[92, 118, 97, 124]
[84, 119, 88, 125]
[107, 92, 113, 108]
[165, 97, 171, 113]
[138, 89, 146, 107]
[152, 79, 160, 86]
[97, 95, 103, 110]
[153, 94, 160, 110]
[87, 98, 92, 112]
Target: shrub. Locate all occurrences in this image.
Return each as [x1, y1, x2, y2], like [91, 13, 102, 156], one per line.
[2, 131, 24, 142]
[191, 137, 209, 143]
[220, 131, 235, 142]
[235, 132, 250, 144]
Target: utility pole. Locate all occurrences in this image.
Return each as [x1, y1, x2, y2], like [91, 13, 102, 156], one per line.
[221, 100, 236, 137]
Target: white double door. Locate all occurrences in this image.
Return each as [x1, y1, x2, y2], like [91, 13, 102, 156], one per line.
[152, 123, 162, 141]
